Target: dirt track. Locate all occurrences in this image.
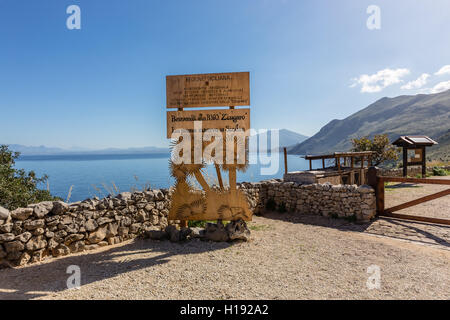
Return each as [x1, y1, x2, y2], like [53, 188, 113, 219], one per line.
[0, 211, 449, 300]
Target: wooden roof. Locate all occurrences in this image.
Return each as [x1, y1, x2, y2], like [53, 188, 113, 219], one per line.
[304, 151, 375, 160]
[392, 135, 438, 147]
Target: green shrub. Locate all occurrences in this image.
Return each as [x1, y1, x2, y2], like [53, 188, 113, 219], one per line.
[432, 166, 449, 176]
[0, 145, 61, 210]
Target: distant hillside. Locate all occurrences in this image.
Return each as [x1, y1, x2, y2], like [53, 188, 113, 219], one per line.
[288, 89, 450, 158]
[428, 129, 450, 162]
[255, 129, 309, 151]
[5, 144, 169, 156]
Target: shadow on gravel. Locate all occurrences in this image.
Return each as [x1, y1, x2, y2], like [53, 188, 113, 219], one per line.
[0, 238, 233, 300]
[261, 211, 450, 249]
[260, 211, 373, 232]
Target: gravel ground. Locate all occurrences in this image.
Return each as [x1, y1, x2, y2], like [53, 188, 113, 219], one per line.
[384, 176, 450, 219]
[0, 212, 449, 300]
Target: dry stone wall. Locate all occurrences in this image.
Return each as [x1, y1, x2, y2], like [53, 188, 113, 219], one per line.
[0, 180, 376, 267]
[238, 180, 376, 222]
[0, 189, 171, 267]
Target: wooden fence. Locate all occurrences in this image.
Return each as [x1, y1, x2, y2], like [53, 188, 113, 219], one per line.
[367, 167, 450, 225]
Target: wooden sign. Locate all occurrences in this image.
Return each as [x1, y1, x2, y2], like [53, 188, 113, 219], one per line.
[166, 108, 250, 138]
[166, 72, 250, 108]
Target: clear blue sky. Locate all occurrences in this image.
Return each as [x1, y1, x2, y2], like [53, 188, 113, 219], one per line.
[1, 0, 450, 149]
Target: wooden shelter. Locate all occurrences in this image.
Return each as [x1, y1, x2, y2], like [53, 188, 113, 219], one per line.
[285, 151, 377, 185]
[392, 135, 437, 178]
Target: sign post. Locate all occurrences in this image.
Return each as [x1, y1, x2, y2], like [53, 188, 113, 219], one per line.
[166, 72, 252, 223]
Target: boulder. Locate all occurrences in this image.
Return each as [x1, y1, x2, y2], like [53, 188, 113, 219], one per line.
[23, 219, 45, 230]
[106, 223, 118, 238]
[204, 222, 229, 242]
[17, 252, 31, 266]
[0, 233, 15, 243]
[26, 236, 47, 251]
[64, 234, 84, 245]
[31, 249, 46, 263]
[225, 219, 251, 241]
[4, 240, 25, 253]
[10, 208, 33, 220]
[190, 227, 205, 239]
[69, 240, 85, 253]
[0, 206, 10, 220]
[117, 192, 132, 200]
[0, 223, 13, 233]
[52, 201, 69, 215]
[33, 201, 54, 218]
[97, 217, 113, 225]
[15, 232, 32, 243]
[52, 244, 70, 257]
[85, 219, 98, 232]
[87, 225, 107, 244]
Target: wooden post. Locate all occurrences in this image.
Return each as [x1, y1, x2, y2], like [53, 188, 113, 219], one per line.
[422, 146, 426, 178]
[309, 159, 312, 171]
[367, 166, 378, 188]
[215, 163, 224, 189]
[351, 156, 354, 168]
[283, 147, 288, 175]
[322, 158, 325, 169]
[376, 176, 385, 215]
[180, 220, 188, 228]
[403, 147, 408, 177]
[229, 167, 237, 191]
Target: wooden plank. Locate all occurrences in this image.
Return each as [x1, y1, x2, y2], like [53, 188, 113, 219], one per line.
[169, 188, 252, 221]
[167, 108, 250, 138]
[305, 151, 375, 160]
[166, 72, 250, 108]
[384, 188, 450, 213]
[380, 177, 450, 185]
[283, 147, 288, 174]
[215, 163, 224, 189]
[379, 213, 450, 226]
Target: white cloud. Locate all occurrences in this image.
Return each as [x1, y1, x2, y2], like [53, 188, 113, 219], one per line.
[350, 68, 410, 93]
[429, 80, 450, 94]
[434, 65, 450, 76]
[400, 73, 430, 90]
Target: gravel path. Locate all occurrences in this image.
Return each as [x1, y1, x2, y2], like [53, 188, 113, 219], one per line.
[1, 212, 449, 300]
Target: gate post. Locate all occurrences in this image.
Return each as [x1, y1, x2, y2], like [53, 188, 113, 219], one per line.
[368, 166, 384, 216]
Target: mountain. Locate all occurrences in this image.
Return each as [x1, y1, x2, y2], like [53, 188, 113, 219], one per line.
[288, 89, 450, 158]
[428, 129, 450, 162]
[6, 144, 169, 156]
[254, 129, 309, 151]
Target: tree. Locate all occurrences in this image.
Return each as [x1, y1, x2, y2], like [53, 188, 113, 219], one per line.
[0, 145, 60, 210]
[351, 134, 400, 166]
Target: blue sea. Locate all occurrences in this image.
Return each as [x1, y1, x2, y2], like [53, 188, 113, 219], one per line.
[15, 153, 311, 202]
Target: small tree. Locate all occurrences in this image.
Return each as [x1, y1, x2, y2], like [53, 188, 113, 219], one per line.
[351, 134, 400, 166]
[0, 145, 60, 210]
